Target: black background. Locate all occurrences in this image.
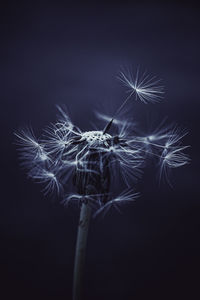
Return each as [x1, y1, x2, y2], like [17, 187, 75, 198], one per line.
[1, 1, 200, 299]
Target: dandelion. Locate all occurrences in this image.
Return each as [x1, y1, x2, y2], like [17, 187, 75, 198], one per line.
[15, 67, 189, 300]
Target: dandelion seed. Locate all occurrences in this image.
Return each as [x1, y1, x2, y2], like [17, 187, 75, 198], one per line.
[14, 128, 50, 167]
[159, 145, 190, 186]
[93, 190, 140, 218]
[164, 126, 188, 149]
[162, 146, 190, 168]
[29, 166, 60, 194]
[118, 68, 164, 104]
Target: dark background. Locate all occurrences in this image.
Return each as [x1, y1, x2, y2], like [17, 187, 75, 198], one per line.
[1, 1, 200, 299]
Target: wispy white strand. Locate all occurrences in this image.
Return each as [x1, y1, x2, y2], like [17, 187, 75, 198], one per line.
[93, 190, 140, 218]
[118, 68, 164, 104]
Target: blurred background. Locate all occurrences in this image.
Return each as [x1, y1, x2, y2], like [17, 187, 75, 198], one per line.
[1, 1, 200, 299]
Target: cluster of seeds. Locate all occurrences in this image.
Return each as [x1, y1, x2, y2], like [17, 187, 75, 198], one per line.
[15, 68, 190, 216]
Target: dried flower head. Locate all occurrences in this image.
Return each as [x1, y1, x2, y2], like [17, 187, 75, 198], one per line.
[15, 68, 189, 217]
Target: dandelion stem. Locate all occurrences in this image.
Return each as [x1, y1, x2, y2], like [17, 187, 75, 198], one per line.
[73, 202, 92, 300]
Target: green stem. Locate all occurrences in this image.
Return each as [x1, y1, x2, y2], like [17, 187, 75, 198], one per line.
[73, 203, 92, 300]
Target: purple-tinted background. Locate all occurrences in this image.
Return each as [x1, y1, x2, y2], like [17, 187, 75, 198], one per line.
[1, 1, 200, 299]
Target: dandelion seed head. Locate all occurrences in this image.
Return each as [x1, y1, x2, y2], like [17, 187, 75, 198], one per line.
[82, 131, 112, 145]
[15, 67, 190, 216]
